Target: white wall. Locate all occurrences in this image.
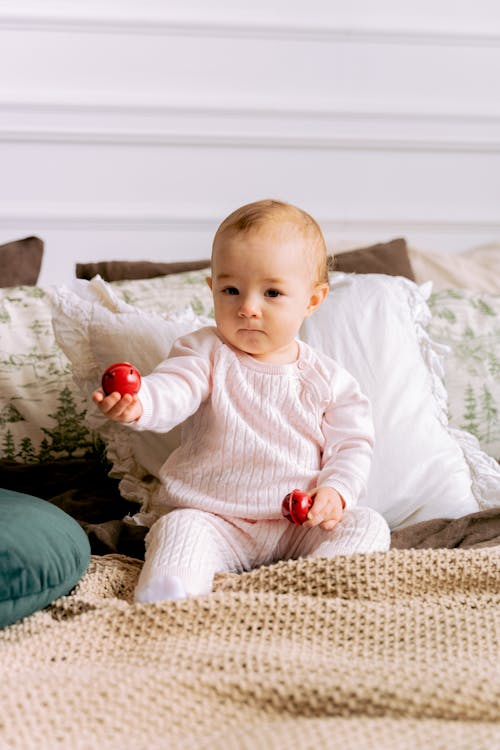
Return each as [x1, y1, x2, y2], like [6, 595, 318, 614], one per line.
[1, 0, 499, 286]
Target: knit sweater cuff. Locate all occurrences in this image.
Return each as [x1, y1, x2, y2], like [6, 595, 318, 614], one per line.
[129, 383, 155, 431]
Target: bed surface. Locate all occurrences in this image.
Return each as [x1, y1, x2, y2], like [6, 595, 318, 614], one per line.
[1, 547, 499, 749]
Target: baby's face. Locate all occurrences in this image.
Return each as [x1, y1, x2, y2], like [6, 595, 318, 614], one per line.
[208, 224, 327, 364]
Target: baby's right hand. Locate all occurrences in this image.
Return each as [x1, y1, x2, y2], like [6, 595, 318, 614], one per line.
[92, 389, 143, 423]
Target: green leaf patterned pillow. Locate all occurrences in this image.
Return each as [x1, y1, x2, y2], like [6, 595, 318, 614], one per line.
[0, 271, 213, 464]
[109, 269, 214, 318]
[0, 285, 97, 463]
[427, 289, 500, 462]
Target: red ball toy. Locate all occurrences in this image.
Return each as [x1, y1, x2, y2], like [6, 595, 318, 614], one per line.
[101, 362, 141, 397]
[282, 489, 313, 525]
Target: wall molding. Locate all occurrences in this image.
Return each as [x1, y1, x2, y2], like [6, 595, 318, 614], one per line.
[2, 130, 499, 153]
[1, 99, 499, 153]
[1, 209, 499, 235]
[0, 11, 499, 47]
[2, 96, 499, 121]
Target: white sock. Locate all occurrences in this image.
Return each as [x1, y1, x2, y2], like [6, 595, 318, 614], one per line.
[134, 574, 188, 603]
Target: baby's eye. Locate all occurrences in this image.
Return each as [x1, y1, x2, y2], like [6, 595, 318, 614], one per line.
[265, 289, 282, 298]
[222, 287, 239, 295]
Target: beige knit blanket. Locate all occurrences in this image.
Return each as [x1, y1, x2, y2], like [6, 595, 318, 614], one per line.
[1, 549, 499, 750]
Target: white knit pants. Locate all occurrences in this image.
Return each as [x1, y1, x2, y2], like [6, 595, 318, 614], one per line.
[135, 507, 391, 601]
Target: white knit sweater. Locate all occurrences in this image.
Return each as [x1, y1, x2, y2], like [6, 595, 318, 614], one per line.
[132, 327, 374, 520]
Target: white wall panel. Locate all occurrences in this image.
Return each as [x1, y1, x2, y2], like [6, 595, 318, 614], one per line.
[0, 1, 499, 285]
[2, 28, 499, 112]
[2, 141, 498, 213]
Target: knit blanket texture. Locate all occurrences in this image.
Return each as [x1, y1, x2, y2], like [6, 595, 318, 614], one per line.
[1, 548, 499, 750]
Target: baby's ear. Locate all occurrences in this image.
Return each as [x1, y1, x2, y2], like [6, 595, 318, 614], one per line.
[206, 276, 213, 290]
[306, 283, 329, 316]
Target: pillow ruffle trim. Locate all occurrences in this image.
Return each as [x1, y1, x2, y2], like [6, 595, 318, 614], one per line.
[402, 278, 500, 510]
[50, 277, 208, 521]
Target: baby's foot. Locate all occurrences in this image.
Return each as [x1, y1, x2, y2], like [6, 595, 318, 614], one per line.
[134, 574, 187, 603]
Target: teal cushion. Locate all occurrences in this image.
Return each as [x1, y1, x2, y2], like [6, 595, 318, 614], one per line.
[0, 488, 91, 629]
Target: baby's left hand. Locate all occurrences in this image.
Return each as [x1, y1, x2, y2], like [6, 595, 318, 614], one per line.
[302, 486, 345, 531]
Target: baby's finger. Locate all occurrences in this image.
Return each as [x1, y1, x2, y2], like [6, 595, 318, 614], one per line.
[331, 506, 344, 522]
[107, 393, 136, 418]
[303, 510, 327, 529]
[306, 495, 329, 523]
[98, 391, 122, 413]
[320, 519, 338, 531]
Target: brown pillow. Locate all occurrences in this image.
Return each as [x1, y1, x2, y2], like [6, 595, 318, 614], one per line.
[0, 236, 44, 287]
[75, 259, 210, 282]
[75, 237, 414, 283]
[329, 238, 415, 280]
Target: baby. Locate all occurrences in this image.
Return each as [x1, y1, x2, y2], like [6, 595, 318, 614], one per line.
[93, 199, 390, 602]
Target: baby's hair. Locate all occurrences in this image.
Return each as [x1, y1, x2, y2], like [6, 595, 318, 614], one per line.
[212, 199, 329, 285]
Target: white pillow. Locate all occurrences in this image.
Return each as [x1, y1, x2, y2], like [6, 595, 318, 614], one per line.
[300, 273, 500, 528]
[51, 277, 211, 516]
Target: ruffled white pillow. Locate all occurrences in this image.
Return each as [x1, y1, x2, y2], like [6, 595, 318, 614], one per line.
[51, 277, 211, 516]
[300, 273, 499, 528]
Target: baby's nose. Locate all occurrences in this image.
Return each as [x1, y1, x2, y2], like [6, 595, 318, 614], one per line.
[238, 295, 261, 318]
